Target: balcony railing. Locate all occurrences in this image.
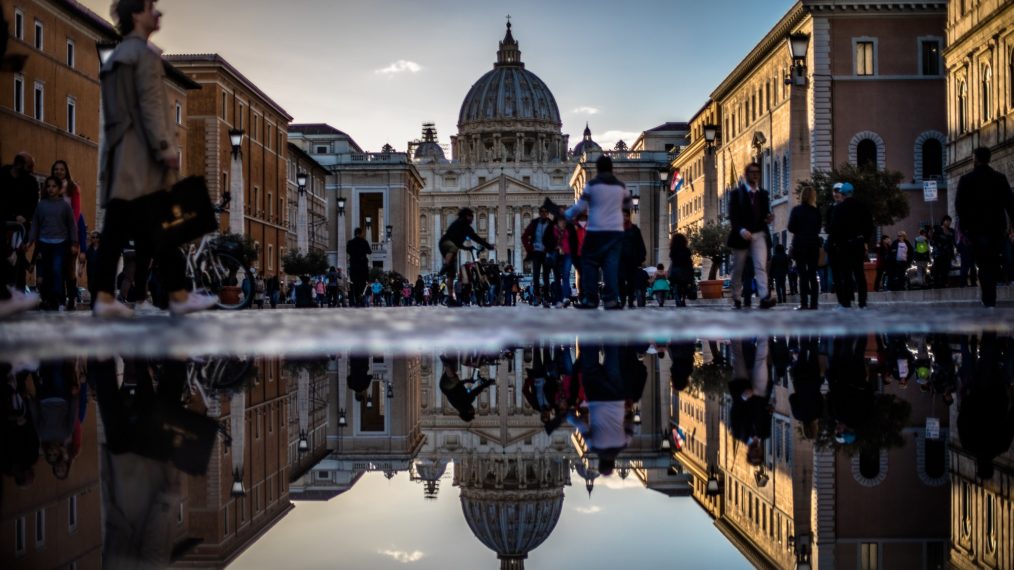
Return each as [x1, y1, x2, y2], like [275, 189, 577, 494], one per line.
[333, 152, 411, 165]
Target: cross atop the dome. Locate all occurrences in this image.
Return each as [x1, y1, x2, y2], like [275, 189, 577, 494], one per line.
[496, 17, 523, 68]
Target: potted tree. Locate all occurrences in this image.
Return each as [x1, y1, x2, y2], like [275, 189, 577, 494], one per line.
[687, 222, 731, 299]
[796, 164, 909, 291]
[215, 233, 258, 305]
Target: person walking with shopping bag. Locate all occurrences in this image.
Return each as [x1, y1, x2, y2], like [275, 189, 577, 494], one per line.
[93, 0, 217, 317]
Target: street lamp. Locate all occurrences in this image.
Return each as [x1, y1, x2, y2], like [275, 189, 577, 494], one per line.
[786, 32, 810, 86]
[229, 128, 244, 158]
[365, 216, 373, 242]
[631, 193, 640, 213]
[337, 197, 346, 216]
[703, 124, 718, 153]
[658, 169, 669, 183]
[386, 381, 394, 399]
[297, 172, 308, 193]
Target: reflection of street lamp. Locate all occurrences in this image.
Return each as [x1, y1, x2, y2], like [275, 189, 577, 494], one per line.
[366, 392, 373, 409]
[231, 469, 246, 496]
[385, 225, 393, 241]
[298, 431, 309, 452]
[660, 430, 671, 451]
[338, 408, 347, 427]
[706, 466, 720, 496]
[633, 406, 642, 426]
[386, 380, 394, 399]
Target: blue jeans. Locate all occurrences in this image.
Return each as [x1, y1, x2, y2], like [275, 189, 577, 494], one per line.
[557, 253, 573, 301]
[38, 241, 67, 307]
[580, 231, 623, 305]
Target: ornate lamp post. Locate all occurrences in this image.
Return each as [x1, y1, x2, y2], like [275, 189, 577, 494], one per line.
[228, 129, 245, 236]
[296, 171, 309, 254]
[787, 32, 810, 86]
[336, 197, 347, 270]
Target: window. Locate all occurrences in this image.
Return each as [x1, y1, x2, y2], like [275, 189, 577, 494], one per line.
[961, 482, 972, 536]
[478, 176, 487, 184]
[314, 144, 328, 154]
[15, 516, 26, 556]
[33, 81, 43, 121]
[68, 495, 78, 531]
[921, 139, 943, 178]
[35, 509, 45, 547]
[67, 97, 76, 134]
[221, 92, 228, 120]
[66, 39, 75, 68]
[14, 75, 24, 113]
[268, 244, 274, 270]
[958, 80, 968, 133]
[855, 41, 875, 76]
[522, 176, 531, 184]
[237, 104, 244, 130]
[857, 139, 877, 170]
[981, 65, 993, 122]
[175, 101, 182, 125]
[34, 20, 42, 50]
[14, 9, 23, 40]
[859, 446, 881, 478]
[920, 39, 941, 75]
[178, 504, 184, 524]
[861, 543, 879, 570]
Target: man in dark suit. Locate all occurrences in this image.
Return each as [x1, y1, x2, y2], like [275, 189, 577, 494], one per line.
[955, 147, 1014, 307]
[347, 227, 372, 307]
[727, 163, 775, 309]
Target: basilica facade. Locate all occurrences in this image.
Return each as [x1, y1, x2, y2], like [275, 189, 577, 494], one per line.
[413, 23, 577, 274]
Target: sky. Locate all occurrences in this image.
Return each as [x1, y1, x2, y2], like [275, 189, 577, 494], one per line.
[79, 0, 797, 152]
[232, 469, 750, 569]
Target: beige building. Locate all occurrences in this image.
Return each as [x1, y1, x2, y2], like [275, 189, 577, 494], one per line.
[285, 143, 329, 256]
[704, 0, 947, 250]
[944, 0, 1013, 221]
[289, 124, 423, 278]
[671, 101, 722, 240]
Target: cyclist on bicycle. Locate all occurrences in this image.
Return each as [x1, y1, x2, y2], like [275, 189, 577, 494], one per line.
[439, 208, 493, 307]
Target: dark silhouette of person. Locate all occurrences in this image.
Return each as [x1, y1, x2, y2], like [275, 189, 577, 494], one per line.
[789, 336, 824, 439]
[957, 333, 1014, 480]
[1, 362, 40, 487]
[668, 342, 696, 392]
[728, 338, 772, 467]
[348, 355, 374, 405]
[439, 353, 493, 422]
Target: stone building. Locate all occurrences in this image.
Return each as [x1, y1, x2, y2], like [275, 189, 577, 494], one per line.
[670, 102, 721, 239]
[289, 124, 423, 278]
[703, 0, 947, 250]
[285, 143, 329, 256]
[166, 54, 292, 276]
[944, 0, 1013, 221]
[0, 0, 197, 235]
[414, 23, 577, 275]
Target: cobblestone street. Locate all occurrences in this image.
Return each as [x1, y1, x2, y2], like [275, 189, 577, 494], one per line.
[2, 304, 1011, 360]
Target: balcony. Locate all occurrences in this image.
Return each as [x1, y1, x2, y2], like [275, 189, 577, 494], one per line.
[333, 152, 411, 165]
[577, 149, 672, 164]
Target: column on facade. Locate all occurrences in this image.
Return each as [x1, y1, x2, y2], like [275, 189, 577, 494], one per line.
[433, 211, 442, 273]
[297, 190, 309, 254]
[230, 153, 245, 235]
[434, 356, 443, 410]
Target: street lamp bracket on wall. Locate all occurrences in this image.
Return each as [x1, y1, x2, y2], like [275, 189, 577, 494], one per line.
[786, 32, 810, 86]
[229, 128, 245, 158]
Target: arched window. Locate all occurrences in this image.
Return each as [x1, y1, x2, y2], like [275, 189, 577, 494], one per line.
[982, 65, 993, 122]
[922, 138, 943, 179]
[857, 139, 878, 170]
[958, 80, 968, 133]
[859, 446, 881, 479]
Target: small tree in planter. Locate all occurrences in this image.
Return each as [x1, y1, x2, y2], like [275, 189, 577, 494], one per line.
[687, 221, 731, 280]
[795, 163, 909, 228]
[282, 250, 329, 278]
[216, 232, 259, 266]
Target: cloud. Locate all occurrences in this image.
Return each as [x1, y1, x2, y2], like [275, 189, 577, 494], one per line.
[374, 60, 422, 76]
[596, 130, 642, 149]
[378, 549, 425, 563]
[572, 106, 600, 115]
[573, 505, 602, 514]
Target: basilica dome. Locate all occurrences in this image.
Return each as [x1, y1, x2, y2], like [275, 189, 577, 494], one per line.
[457, 23, 562, 134]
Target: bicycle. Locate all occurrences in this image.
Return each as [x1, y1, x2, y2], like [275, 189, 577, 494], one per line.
[182, 196, 255, 310]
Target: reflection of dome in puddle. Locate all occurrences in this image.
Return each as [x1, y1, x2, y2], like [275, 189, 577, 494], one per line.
[456, 454, 569, 570]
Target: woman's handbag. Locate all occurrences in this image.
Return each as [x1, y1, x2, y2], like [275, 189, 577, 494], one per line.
[134, 176, 217, 252]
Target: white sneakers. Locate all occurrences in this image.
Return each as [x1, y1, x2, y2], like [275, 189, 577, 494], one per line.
[169, 292, 219, 317]
[92, 298, 135, 318]
[93, 293, 219, 318]
[0, 287, 41, 318]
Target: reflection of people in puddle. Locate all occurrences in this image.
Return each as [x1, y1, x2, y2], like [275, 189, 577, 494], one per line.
[789, 336, 824, 439]
[523, 346, 575, 433]
[28, 359, 83, 480]
[92, 357, 217, 567]
[826, 336, 873, 446]
[567, 344, 632, 476]
[957, 333, 1014, 480]
[668, 342, 696, 392]
[440, 354, 494, 422]
[1, 362, 40, 486]
[728, 338, 771, 479]
[348, 355, 374, 405]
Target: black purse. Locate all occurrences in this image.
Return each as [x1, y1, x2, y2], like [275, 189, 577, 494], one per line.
[134, 176, 217, 252]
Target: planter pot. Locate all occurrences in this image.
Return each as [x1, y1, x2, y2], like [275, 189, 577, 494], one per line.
[219, 285, 241, 305]
[864, 261, 878, 292]
[699, 280, 724, 299]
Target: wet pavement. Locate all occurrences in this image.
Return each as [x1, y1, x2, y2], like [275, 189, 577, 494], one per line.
[2, 307, 1012, 569]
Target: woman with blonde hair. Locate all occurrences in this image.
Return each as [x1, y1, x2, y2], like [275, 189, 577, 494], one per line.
[787, 186, 822, 310]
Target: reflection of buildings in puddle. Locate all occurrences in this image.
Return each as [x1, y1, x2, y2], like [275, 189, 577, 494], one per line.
[672, 337, 952, 569]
